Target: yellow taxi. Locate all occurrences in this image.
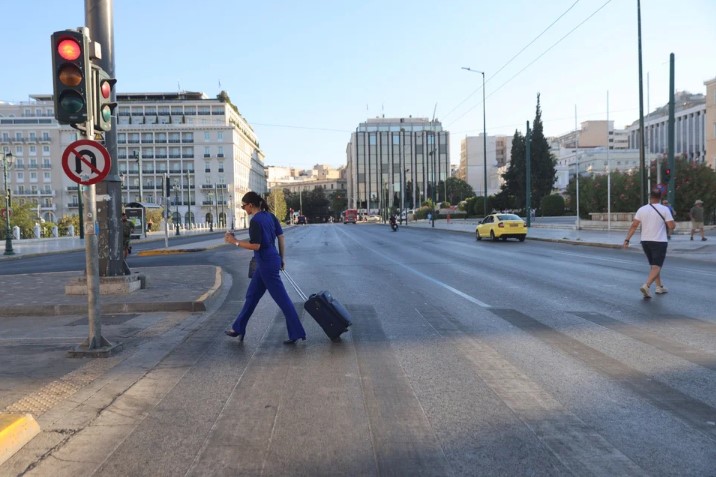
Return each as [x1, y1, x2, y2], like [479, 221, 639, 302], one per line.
[476, 213, 527, 242]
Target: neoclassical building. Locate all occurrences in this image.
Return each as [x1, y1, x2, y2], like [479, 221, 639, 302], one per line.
[0, 91, 266, 229]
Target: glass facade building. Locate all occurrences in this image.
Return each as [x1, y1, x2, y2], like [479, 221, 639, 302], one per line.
[346, 117, 450, 215]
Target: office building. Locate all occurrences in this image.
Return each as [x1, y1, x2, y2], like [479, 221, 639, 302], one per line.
[346, 117, 450, 214]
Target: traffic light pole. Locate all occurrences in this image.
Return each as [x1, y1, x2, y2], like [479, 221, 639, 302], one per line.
[69, 29, 118, 356]
[86, 0, 127, 277]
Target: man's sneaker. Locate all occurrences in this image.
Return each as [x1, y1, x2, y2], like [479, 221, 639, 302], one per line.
[690, 236, 694, 240]
[655, 286, 668, 294]
[702, 237, 708, 241]
[640, 284, 652, 298]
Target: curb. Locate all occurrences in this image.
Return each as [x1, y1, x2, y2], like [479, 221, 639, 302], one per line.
[0, 413, 41, 465]
[0, 267, 223, 317]
[137, 248, 207, 256]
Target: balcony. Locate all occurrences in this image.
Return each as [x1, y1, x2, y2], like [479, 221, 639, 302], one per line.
[66, 186, 79, 191]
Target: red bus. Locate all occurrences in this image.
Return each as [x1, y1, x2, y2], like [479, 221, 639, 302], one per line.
[343, 209, 358, 224]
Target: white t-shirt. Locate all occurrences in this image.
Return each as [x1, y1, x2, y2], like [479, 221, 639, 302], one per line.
[634, 203, 674, 242]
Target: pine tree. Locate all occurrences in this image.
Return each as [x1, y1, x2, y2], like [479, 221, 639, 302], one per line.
[529, 94, 557, 209]
[498, 130, 526, 209]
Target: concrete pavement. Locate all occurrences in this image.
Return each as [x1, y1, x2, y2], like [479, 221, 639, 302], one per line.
[0, 219, 713, 468]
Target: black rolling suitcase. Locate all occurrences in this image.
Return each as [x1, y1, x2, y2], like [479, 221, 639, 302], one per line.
[282, 271, 352, 342]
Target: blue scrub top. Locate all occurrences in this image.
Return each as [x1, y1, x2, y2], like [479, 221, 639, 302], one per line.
[248, 211, 283, 261]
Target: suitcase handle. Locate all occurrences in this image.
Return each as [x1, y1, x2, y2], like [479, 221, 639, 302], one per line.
[281, 270, 308, 301]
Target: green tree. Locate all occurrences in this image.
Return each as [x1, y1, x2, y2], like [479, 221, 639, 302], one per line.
[445, 177, 475, 205]
[497, 94, 556, 213]
[529, 94, 557, 209]
[0, 203, 39, 239]
[541, 194, 565, 216]
[328, 190, 347, 217]
[267, 189, 287, 222]
[497, 129, 526, 209]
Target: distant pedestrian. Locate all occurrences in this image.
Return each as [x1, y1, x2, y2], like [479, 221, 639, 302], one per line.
[224, 191, 306, 344]
[623, 191, 675, 298]
[121, 213, 134, 258]
[661, 199, 675, 240]
[689, 199, 707, 241]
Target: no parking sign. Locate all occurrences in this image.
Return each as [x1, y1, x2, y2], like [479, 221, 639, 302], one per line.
[62, 139, 111, 185]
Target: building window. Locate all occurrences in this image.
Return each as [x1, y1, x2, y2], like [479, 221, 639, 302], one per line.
[217, 146, 224, 157]
[16, 172, 23, 181]
[217, 131, 224, 141]
[43, 146, 50, 155]
[29, 145, 36, 154]
[29, 132, 36, 141]
[204, 132, 210, 141]
[44, 172, 51, 181]
[30, 172, 38, 182]
[204, 147, 210, 157]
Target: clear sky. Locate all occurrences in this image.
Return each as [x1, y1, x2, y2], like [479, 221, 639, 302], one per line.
[1, 0, 714, 169]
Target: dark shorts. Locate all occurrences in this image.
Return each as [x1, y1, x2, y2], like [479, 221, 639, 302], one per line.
[641, 241, 668, 267]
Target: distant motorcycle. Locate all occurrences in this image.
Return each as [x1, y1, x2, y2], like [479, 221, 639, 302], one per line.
[389, 216, 398, 232]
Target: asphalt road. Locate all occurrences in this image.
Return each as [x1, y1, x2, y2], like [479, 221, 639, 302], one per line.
[4, 223, 716, 476]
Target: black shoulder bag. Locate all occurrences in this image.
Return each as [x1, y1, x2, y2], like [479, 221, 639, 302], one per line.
[649, 204, 671, 238]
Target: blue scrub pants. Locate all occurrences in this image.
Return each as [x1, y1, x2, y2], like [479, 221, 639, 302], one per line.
[231, 255, 306, 340]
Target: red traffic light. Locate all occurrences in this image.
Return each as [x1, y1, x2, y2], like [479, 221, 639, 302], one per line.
[57, 38, 81, 61]
[51, 30, 90, 124]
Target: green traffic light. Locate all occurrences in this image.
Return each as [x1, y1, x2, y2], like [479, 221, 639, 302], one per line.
[59, 91, 84, 113]
[101, 105, 112, 122]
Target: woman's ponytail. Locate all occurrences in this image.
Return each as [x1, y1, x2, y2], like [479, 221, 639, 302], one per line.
[241, 191, 272, 213]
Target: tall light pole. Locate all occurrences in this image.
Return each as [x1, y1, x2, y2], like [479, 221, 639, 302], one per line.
[462, 67, 488, 216]
[133, 151, 143, 203]
[2, 152, 15, 255]
[173, 182, 180, 236]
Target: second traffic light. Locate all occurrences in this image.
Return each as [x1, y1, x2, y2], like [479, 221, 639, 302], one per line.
[51, 30, 91, 125]
[664, 167, 671, 183]
[93, 66, 117, 132]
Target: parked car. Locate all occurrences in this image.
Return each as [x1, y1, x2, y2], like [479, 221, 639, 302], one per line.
[297, 215, 307, 224]
[476, 213, 527, 242]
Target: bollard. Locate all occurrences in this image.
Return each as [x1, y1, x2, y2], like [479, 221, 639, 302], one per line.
[67, 225, 75, 237]
[33, 224, 41, 238]
[52, 226, 59, 237]
[12, 226, 20, 240]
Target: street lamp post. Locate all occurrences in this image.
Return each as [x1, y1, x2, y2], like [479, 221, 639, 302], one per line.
[461, 67, 488, 217]
[173, 183, 180, 236]
[133, 151, 143, 203]
[2, 152, 14, 256]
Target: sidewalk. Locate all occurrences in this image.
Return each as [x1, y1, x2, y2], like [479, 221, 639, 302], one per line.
[403, 217, 715, 261]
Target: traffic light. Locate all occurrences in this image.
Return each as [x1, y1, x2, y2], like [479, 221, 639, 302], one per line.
[664, 167, 671, 183]
[51, 30, 91, 124]
[93, 66, 117, 131]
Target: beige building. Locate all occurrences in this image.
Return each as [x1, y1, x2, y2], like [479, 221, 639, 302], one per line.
[705, 77, 716, 170]
[0, 91, 266, 230]
[457, 134, 510, 197]
[554, 120, 629, 150]
[268, 164, 346, 196]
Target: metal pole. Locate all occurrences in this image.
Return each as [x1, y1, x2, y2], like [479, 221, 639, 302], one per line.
[637, 0, 647, 204]
[667, 53, 676, 208]
[134, 151, 142, 202]
[575, 105, 581, 231]
[525, 121, 531, 228]
[2, 152, 15, 255]
[186, 169, 192, 229]
[174, 185, 180, 235]
[481, 71, 487, 217]
[86, 0, 126, 277]
[607, 90, 611, 231]
[214, 184, 219, 231]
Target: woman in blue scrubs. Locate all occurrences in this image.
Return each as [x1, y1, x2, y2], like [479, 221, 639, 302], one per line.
[224, 191, 306, 344]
